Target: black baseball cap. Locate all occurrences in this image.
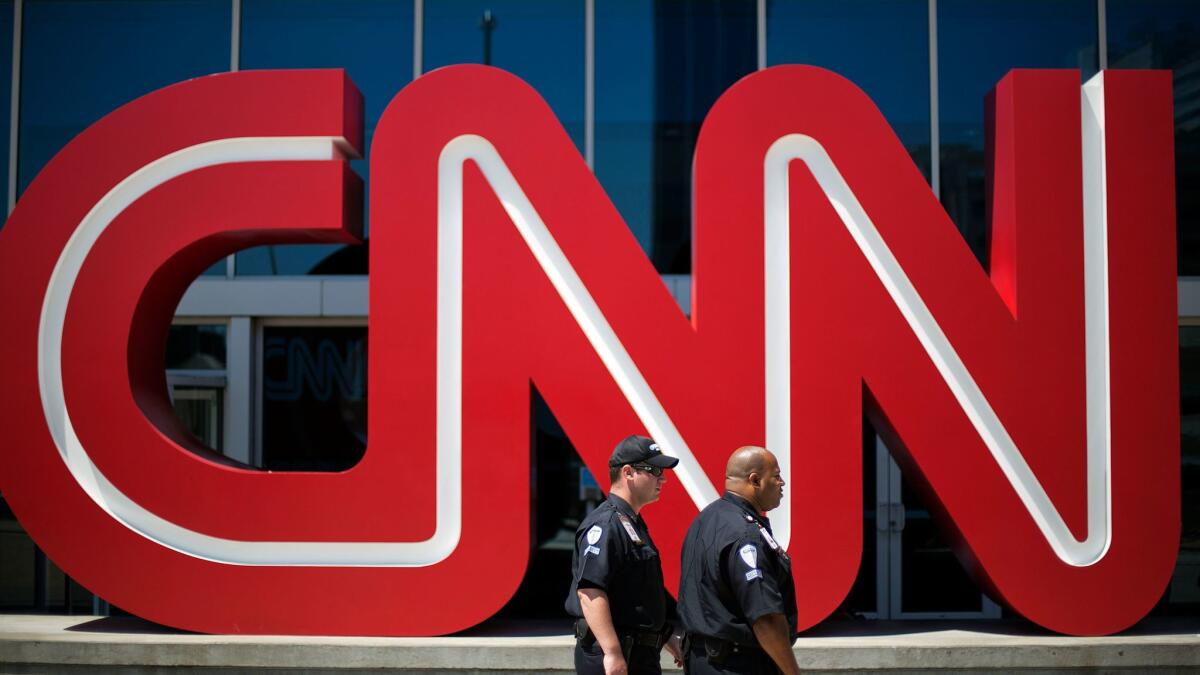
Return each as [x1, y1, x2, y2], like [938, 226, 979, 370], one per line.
[608, 435, 680, 469]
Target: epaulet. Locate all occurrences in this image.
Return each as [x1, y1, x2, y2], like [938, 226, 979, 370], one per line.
[741, 513, 761, 533]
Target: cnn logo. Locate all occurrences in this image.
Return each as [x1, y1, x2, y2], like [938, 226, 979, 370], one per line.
[0, 65, 1177, 636]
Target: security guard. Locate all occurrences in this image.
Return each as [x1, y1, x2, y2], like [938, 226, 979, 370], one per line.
[677, 446, 800, 675]
[566, 435, 684, 675]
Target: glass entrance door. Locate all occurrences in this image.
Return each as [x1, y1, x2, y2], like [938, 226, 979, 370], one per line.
[874, 436, 1001, 619]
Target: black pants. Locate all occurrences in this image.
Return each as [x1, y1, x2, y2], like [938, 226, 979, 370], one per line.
[574, 640, 662, 675]
[683, 640, 779, 675]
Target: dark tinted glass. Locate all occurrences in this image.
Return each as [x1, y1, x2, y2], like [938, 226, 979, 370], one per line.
[1108, 1, 1200, 276]
[235, 0, 413, 275]
[899, 473, 984, 613]
[19, 0, 229, 273]
[596, 0, 756, 272]
[261, 325, 366, 470]
[844, 419, 879, 616]
[422, 0, 584, 151]
[0, 495, 34, 608]
[19, 0, 230, 194]
[938, 0, 1097, 268]
[1172, 326, 1200, 613]
[767, 0, 931, 181]
[0, 2, 12, 218]
[166, 324, 227, 370]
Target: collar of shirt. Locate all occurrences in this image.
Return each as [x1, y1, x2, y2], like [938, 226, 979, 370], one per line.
[607, 493, 641, 524]
[722, 491, 773, 532]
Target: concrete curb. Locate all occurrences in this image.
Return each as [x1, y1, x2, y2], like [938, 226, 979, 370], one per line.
[1, 615, 1198, 672]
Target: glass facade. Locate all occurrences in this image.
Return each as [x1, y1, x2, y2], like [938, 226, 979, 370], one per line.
[0, 1, 11, 213]
[0, 0, 1196, 624]
[767, 0, 931, 181]
[18, 0, 230, 273]
[1176, 326, 1200, 611]
[596, 0, 755, 271]
[166, 324, 228, 453]
[937, 0, 1098, 268]
[1107, 0, 1200, 276]
[261, 325, 367, 470]
[424, 0, 584, 151]
[235, 0, 413, 275]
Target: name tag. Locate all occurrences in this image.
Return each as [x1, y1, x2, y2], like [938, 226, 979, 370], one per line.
[617, 514, 644, 544]
[759, 526, 780, 551]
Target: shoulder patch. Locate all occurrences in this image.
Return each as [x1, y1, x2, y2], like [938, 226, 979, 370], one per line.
[739, 543, 758, 569]
[586, 525, 602, 545]
[617, 513, 644, 544]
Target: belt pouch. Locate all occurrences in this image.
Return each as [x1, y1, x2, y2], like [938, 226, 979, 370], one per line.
[704, 637, 731, 665]
[574, 619, 596, 648]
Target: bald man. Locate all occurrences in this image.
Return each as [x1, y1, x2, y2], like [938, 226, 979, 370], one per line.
[676, 447, 799, 675]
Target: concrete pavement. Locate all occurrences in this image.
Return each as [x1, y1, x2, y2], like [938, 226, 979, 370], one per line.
[0, 614, 1198, 673]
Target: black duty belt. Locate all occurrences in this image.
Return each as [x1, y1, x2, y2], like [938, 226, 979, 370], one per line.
[684, 633, 765, 665]
[574, 618, 664, 650]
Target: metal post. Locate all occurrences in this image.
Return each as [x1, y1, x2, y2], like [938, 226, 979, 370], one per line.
[480, 10, 496, 66]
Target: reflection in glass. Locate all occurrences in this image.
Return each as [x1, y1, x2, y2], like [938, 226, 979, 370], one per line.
[767, 0, 931, 181]
[0, 496, 33, 608]
[236, 0, 413, 275]
[844, 418, 879, 616]
[18, 0, 229, 273]
[937, 0, 1097, 268]
[1172, 326, 1200, 612]
[18, 0, 230, 195]
[171, 387, 224, 452]
[166, 324, 227, 370]
[423, 0, 584, 152]
[0, 1, 12, 221]
[898, 474, 983, 613]
[1107, 1, 1200, 275]
[596, 0, 755, 271]
[261, 326, 367, 470]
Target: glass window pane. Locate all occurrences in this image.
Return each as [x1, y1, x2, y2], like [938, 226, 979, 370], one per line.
[262, 325, 366, 470]
[938, 0, 1098, 268]
[18, 0, 231, 197]
[1173, 326, 1200, 612]
[171, 386, 224, 452]
[843, 418, 879, 616]
[422, 0, 584, 152]
[236, 0, 413, 276]
[767, 0, 931, 182]
[0, 495, 34, 608]
[596, 0, 756, 272]
[0, 2, 12, 222]
[166, 324, 227, 370]
[1107, 1, 1200, 276]
[18, 0, 228, 267]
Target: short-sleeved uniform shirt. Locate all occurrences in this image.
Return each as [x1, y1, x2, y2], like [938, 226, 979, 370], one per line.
[565, 494, 669, 632]
[677, 492, 797, 645]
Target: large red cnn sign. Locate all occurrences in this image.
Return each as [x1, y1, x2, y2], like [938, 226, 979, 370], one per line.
[0, 65, 1178, 637]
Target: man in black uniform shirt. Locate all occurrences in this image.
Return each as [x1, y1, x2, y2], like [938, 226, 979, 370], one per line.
[567, 435, 685, 675]
[678, 446, 800, 675]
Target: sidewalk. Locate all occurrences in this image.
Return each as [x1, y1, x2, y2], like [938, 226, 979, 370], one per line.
[0, 614, 1197, 673]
